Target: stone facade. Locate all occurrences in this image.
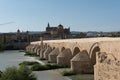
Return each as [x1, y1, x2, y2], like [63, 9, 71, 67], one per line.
[26, 37, 120, 80]
[48, 48, 59, 63]
[94, 52, 120, 80]
[46, 23, 70, 39]
[43, 47, 52, 60]
[57, 48, 72, 67]
[71, 52, 93, 73]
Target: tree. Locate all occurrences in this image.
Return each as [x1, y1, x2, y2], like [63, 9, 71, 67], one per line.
[0, 66, 36, 80]
[0, 66, 18, 80]
[18, 64, 36, 80]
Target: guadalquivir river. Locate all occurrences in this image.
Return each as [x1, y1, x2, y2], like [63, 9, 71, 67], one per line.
[0, 50, 36, 71]
[0, 50, 71, 80]
[0, 50, 94, 80]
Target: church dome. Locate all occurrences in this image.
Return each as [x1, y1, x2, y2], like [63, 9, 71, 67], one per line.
[58, 24, 63, 29]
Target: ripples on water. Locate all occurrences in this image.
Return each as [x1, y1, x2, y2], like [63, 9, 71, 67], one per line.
[0, 50, 37, 71]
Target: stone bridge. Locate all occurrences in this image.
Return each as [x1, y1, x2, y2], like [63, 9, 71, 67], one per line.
[26, 37, 120, 80]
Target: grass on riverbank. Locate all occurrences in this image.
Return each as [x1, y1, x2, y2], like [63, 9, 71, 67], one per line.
[19, 61, 39, 66]
[24, 51, 38, 57]
[31, 63, 68, 71]
[61, 70, 76, 76]
[0, 65, 36, 80]
[19, 61, 68, 71]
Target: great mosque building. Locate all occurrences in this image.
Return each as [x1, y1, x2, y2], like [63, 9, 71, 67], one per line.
[0, 23, 71, 49]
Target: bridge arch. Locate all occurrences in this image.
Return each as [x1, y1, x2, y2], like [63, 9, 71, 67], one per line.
[71, 42, 82, 56]
[72, 47, 81, 57]
[61, 47, 65, 52]
[89, 42, 100, 65]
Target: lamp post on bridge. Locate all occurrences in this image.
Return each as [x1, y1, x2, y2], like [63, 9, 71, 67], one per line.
[40, 37, 44, 58]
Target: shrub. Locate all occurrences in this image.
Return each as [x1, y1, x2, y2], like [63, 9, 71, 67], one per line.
[31, 64, 48, 71]
[31, 63, 68, 71]
[0, 70, 2, 77]
[19, 61, 39, 66]
[0, 66, 18, 80]
[47, 64, 68, 69]
[18, 65, 36, 80]
[0, 66, 36, 80]
[46, 64, 60, 69]
[61, 70, 76, 76]
[24, 51, 38, 57]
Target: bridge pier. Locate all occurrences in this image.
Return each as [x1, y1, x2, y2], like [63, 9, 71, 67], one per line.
[57, 48, 72, 67]
[43, 47, 52, 60]
[48, 48, 59, 63]
[71, 51, 93, 73]
[26, 38, 120, 80]
[37, 48, 41, 55]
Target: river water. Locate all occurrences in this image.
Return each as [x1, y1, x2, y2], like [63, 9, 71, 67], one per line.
[0, 50, 70, 80]
[0, 50, 94, 80]
[0, 50, 38, 71]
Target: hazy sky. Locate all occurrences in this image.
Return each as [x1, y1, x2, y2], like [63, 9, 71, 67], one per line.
[0, 0, 120, 32]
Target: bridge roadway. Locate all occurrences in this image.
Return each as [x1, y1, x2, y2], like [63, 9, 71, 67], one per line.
[26, 37, 120, 80]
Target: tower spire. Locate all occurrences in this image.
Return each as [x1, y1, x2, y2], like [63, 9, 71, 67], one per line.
[47, 22, 50, 27]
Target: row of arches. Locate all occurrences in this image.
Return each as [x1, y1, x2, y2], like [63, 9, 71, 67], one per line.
[60, 43, 100, 66]
[57, 42, 100, 73]
[26, 42, 100, 74]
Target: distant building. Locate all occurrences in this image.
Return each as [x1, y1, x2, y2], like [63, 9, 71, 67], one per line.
[46, 23, 70, 39]
[0, 29, 42, 50]
[86, 32, 98, 37]
[0, 23, 71, 49]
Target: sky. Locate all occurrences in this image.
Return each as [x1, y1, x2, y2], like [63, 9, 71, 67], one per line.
[0, 0, 120, 32]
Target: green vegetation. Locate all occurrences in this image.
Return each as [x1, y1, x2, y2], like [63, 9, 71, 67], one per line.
[31, 64, 47, 71]
[19, 61, 39, 66]
[0, 71, 2, 77]
[45, 64, 68, 69]
[31, 63, 68, 71]
[0, 65, 36, 80]
[19, 61, 68, 73]
[61, 70, 76, 76]
[24, 51, 38, 57]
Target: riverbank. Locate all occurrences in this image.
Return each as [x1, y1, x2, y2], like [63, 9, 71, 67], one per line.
[0, 50, 94, 80]
[33, 68, 93, 80]
[33, 70, 71, 80]
[0, 50, 71, 80]
[31, 58, 94, 80]
[23, 51, 94, 80]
